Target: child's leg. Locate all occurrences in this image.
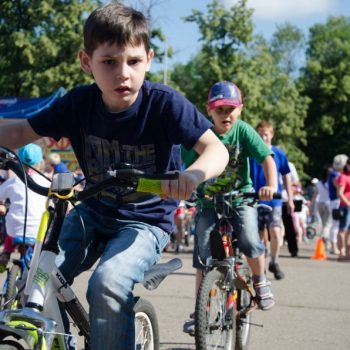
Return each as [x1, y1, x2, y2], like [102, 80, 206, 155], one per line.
[86, 220, 169, 350]
[0, 235, 15, 270]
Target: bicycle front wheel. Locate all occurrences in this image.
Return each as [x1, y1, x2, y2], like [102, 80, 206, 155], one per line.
[235, 288, 252, 350]
[134, 297, 159, 350]
[235, 262, 253, 350]
[0, 340, 26, 350]
[195, 269, 236, 350]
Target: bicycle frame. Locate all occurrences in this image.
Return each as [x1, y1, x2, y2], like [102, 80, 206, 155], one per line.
[0, 201, 85, 350]
[0, 159, 183, 350]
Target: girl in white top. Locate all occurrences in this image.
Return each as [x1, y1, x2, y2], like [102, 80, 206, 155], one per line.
[0, 144, 50, 268]
[310, 167, 331, 239]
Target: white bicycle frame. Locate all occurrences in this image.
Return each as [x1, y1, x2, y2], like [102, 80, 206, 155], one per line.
[0, 205, 84, 350]
[0, 168, 182, 350]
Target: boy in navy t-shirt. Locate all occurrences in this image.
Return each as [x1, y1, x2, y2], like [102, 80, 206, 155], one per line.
[0, 4, 228, 349]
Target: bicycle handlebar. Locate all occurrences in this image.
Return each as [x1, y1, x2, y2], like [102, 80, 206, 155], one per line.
[242, 192, 282, 200]
[1, 153, 179, 201]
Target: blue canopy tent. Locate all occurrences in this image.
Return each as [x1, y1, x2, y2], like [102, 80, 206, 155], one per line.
[0, 87, 77, 170]
[0, 87, 66, 119]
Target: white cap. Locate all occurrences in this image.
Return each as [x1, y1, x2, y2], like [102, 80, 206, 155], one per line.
[333, 154, 348, 171]
[311, 178, 318, 184]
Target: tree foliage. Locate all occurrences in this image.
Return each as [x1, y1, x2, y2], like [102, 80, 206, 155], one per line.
[270, 22, 305, 77]
[299, 16, 350, 176]
[169, 0, 309, 176]
[0, 0, 100, 97]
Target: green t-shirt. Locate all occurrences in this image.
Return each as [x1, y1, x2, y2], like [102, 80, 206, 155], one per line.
[182, 119, 273, 207]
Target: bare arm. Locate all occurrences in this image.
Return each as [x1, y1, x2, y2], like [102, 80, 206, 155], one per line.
[337, 185, 350, 207]
[188, 129, 229, 182]
[161, 129, 229, 200]
[259, 155, 278, 200]
[0, 120, 41, 150]
[283, 173, 295, 214]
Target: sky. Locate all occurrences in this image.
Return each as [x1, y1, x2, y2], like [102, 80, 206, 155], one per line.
[129, 0, 350, 73]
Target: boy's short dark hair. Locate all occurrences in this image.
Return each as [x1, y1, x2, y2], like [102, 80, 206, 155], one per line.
[256, 120, 274, 132]
[83, 4, 151, 55]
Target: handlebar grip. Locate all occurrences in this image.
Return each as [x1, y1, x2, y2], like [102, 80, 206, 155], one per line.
[136, 178, 163, 195]
[136, 172, 179, 195]
[243, 192, 282, 199]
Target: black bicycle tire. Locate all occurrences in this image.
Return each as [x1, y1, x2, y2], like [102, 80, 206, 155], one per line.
[195, 269, 236, 350]
[0, 340, 25, 350]
[235, 260, 253, 350]
[235, 288, 252, 350]
[63, 297, 90, 340]
[4, 265, 21, 310]
[134, 297, 160, 350]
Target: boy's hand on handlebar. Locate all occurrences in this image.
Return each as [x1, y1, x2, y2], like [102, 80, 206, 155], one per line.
[161, 172, 200, 200]
[258, 186, 275, 201]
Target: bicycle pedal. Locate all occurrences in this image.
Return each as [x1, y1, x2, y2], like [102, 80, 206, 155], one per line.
[240, 319, 264, 328]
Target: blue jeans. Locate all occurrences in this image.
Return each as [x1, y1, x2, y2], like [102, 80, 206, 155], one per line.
[193, 205, 265, 269]
[339, 206, 350, 230]
[56, 203, 170, 350]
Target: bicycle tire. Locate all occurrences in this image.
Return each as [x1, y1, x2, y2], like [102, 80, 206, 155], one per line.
[134, 297, 159, 350]
[64, 297, 90, 340]
[4, 265, 21, 310]
[235, 260, 253, 350]
[235, 288, 252, 350]
[0, 340, 25, 350]
[195, 269, 236, 350]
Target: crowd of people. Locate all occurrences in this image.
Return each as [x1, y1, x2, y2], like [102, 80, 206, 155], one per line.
[0, 3, 348, 349]
[0, 145, 82, 270]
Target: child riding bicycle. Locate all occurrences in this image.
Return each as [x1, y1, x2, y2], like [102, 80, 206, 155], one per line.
[183, 81, 278, 335]
[0, 144, 50, 271]
[0, 4, 228, 349]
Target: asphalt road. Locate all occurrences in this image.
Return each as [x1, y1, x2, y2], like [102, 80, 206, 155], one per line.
[70, 240, 350, 350]
[2, 240, 350, 349]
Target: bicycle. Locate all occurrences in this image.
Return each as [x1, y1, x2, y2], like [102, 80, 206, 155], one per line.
[1, 236, 36, 310]
[0, 148, 182, 350]
[194, 187, 280, 350]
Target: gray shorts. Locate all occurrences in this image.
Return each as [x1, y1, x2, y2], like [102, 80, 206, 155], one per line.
[257, 205, 283, 231]
[193, 205, 265, 269]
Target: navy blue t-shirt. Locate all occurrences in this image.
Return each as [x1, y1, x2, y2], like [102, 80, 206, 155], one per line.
[28, 81, 212, 232]
[250, 145, 290, 207]
[328, 170, 339, 201]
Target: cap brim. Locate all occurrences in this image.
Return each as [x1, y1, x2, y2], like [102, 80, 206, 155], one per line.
[208, 99, 242, 110]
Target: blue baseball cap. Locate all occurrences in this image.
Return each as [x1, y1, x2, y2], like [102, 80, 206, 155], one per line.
[18, 144, 43, 166]
[207, 81, 242, 110]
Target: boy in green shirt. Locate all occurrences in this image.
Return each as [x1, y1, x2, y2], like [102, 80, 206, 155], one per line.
[183, 81, 278, 335]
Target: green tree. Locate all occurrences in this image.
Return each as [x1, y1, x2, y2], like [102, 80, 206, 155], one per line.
[270, 23, 305, 77]
[0, 0, 101, 97]
[300, 16, 350, 176]
[170, 0, 309, 175]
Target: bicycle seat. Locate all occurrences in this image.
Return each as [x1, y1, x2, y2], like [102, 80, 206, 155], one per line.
[12, 236, 36, 246]
[142, 258, 182, 291]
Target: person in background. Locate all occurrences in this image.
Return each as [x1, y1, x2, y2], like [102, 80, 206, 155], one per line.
[0, 144, 50, 269]
[336, 156, 350, 260]
[282, 161, 301, 257]
[48, 153, 69, 174]
[250, 120, 294, 280]
[328, 154, 348, 254]
[291, 184, 310, 243]
[183, 81, 277, 336]
[310, 166, 331, 246]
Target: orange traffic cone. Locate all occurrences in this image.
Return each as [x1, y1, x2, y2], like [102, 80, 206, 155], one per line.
[311, 238, 327, 260]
